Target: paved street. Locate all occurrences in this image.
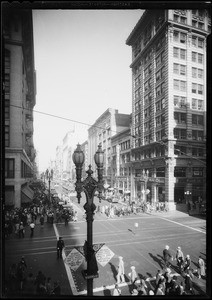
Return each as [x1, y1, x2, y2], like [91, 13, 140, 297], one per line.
[4, 196, 207, 297]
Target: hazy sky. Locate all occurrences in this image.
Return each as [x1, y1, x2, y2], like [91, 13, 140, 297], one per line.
[32, 9, 143, 172]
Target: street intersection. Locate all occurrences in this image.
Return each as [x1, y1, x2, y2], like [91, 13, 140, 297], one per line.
[4, 199, 207, 296]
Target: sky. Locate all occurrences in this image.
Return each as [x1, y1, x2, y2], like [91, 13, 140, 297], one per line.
[32, 9, 143, 172]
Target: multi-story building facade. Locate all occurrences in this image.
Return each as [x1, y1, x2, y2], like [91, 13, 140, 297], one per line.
[3, 8, 37, 208]
[62, 131, 74, 182]
[126, 9, 210, 210]
[88, 108, 130, 186]
[54, 145, 63, 183]
[111, 126, 132, 194]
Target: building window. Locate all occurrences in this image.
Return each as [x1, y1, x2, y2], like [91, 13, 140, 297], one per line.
[173, 63, 186, 75]
[192, 83, 203, 94]
[174, 128, 187, 139]
[192, 36, 197, 46]
[5, 158, 15, 178]
[5, 100, 10, 119]
[192, 167, 203, 177]
[192, 147, 204, 157]
[192, 130, 204, 141]
[192, 52, 197, 62]
[173, 30, 187, 43]
[198, 53, 203, 63]
[174, 145, 187, 155]
[5, 125, 9, 147]
[156, 167, 165, 177]
[174, 80, 186, 91]
[174, 167, 186, 177]
[192, 67, 203, 79]
[134, 75, 141, 87]
[174, 112, 187, 124]
[198, 38, 204, 48]
[192, 98, 203, 110]
[192, 114, 204, 125]
[174, 95, 187, 108]
[198, 69, 203, 79]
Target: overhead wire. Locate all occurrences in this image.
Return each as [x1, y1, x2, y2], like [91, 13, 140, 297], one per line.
[9, 103, 206, 165]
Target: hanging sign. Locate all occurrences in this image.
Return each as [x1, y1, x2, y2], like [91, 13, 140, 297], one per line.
[96, 245, 115, 267]
[65, 248, 84, 271]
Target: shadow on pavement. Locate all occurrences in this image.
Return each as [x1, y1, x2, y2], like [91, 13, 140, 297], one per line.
[108, 262, 117, 282]
[149, 253, 163, 269]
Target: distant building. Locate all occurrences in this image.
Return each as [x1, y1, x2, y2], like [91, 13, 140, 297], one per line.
[81, 140, 89, 179]
[61, 131, 74, 182]
[111, 125, 132, 194]
[88, 108, 131, 186]
[3, 7, 37, 208]
[55, 145, 63, 183]
[126, 9, 210, 209]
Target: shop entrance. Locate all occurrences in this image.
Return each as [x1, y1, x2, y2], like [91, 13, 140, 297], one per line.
[174, 187, 185, 203]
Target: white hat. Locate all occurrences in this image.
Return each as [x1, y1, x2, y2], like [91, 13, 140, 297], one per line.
[149, 290, 154, 295]
[132, 289, 138, 295]
[119, 256, 123, 259]
[177, 246, 181, 250]
[165, 245, 169, 250]
[131, 266, 135, 270]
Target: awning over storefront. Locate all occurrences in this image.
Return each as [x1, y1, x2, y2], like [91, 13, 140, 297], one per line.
[21, 185, 34, 203]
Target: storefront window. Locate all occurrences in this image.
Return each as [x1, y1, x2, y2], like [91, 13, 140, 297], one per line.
[174, 167, 186, 177]
[156, 167, 165, 177]
[192, 167, 203, 177]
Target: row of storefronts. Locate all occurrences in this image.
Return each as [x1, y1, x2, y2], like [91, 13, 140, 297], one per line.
[108, 172, 205, 207]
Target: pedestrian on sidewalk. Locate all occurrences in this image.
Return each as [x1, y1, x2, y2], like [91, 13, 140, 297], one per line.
[184, 268, 194, 294]
[197, 255, 206, 279]
[137, 278, 147, 295]
[16, 257, 27, 291]
[128, 266, 138, 291]
[18, 222, 25, 238]
[184, 254, 191, 272]
[175, 246, 184, 272]
[113, 283, 121, 296]
[24, 273, 35, 295]
[156, 284, 165, 295]
[155, 269, 163, 293]
[57, 237, 65, 259]
[29, 221, 35, 237]
[116, 256, 125, 284]
[45, 277, 53, 295]
[34, 270, 46, 295]
[40, 215, 44, 228]
[163, 245, 173, 269]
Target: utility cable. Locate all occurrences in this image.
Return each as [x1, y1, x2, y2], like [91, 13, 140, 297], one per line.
[9, 103, 206, 165]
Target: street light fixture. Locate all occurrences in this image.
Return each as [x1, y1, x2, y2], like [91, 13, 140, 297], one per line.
[46, 168, 53, 204]
[72, 143, 104, 296]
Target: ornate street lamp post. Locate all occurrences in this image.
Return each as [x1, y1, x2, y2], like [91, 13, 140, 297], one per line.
[46, 169, 53, 204]
[142, 169, 149, 203]
[72, 143, 104, 296]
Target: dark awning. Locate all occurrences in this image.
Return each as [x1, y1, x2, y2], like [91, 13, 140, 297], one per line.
[21, 185, 34, 203]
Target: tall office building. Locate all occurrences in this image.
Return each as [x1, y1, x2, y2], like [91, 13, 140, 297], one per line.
[126, 9, 210, 210]
[3, 7, 37, 208]
[88, 108, 130, 186]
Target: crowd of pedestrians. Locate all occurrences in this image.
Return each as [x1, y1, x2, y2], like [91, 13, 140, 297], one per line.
[96, 199, 169, 220]
[6, 256, 62, 296]
[4, 200, 80, 240]
[112, 244, 206, 296]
